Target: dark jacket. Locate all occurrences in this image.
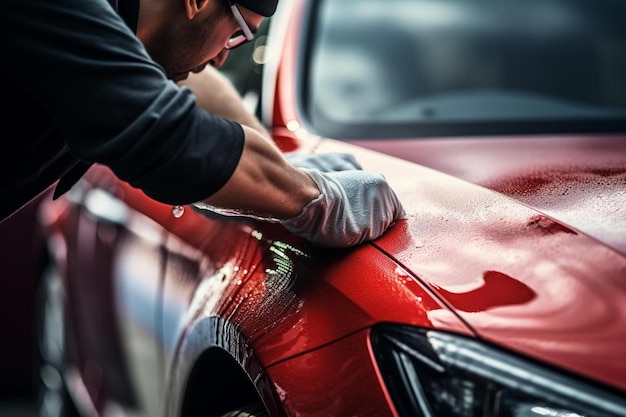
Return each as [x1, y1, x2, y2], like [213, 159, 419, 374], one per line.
[1, 0, 245, 221]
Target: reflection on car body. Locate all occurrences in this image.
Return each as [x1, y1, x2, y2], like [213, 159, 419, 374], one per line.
[32, 0, 626, 416]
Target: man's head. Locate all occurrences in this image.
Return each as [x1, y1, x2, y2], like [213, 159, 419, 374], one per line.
[137, 0, 279, 82]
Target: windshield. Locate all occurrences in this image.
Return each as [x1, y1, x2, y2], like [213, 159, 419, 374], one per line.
[304, 0, 626, 138]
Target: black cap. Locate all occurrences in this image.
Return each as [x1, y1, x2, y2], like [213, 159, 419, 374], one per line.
[236, 0, 278, 17]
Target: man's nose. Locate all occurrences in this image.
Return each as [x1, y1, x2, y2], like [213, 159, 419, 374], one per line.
[210, 49, 229, 68]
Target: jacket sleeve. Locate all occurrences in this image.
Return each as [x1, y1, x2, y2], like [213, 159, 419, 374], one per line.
[1, 0, 245, 205]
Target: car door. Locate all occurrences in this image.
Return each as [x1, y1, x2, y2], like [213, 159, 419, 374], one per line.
[75, 167, 292, 417]
[59, 166, 168, 417]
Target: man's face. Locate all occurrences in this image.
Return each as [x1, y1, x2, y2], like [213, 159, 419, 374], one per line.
[139, 0, 264, 82]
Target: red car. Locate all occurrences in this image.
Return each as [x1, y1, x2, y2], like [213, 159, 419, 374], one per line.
[33, 0, 626, 416]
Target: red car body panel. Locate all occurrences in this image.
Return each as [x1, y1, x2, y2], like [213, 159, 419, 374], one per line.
[37, 133, 626, 416]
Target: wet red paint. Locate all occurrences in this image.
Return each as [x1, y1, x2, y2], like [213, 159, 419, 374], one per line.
[344, 135, 626, 254]
[310, 138, 626, 392]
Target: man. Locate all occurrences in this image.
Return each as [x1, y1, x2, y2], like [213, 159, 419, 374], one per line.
[1, 0, 405, 248]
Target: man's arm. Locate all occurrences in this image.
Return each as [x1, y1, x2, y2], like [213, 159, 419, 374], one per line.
[199, 125, 319, 219]
[179, 67, 270, 137]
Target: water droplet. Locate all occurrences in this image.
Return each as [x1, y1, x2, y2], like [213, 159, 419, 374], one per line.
[171, 205, 185, 218]
[395, 266, 409, 277]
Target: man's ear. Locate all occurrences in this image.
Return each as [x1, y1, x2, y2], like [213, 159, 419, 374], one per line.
[185, 0, 209, 20]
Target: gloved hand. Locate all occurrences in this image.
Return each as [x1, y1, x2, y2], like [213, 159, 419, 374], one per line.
[281, 168, 406, 248]
[285, 152, 362, 172]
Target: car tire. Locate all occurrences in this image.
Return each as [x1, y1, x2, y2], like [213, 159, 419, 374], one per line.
[219, 403, 270, 417]
[36, 265, 79, 417]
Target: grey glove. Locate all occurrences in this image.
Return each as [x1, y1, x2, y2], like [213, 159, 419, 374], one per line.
[285, 152, 362, 172]
[281, 168, 406, 248]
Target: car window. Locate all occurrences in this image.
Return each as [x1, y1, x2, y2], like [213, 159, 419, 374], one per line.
[305, 0, 626, 138]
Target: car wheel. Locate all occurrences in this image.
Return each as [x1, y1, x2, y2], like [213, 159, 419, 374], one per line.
[36, 265, 79, 417]
[219, 403, 270, 417]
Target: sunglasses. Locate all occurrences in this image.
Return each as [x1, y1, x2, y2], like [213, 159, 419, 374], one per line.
[225, 1, 255, 50]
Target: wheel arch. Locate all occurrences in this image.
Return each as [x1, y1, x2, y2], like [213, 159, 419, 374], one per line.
[180, 346, 267, 417]
[171, 316, 274, 417]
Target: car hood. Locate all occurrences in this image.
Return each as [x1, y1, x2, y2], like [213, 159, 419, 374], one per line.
[352, 134, 626, 255]
[313, 134, 626, 392]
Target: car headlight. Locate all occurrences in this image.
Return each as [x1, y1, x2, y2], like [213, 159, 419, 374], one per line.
[371, 324, 626, 417]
